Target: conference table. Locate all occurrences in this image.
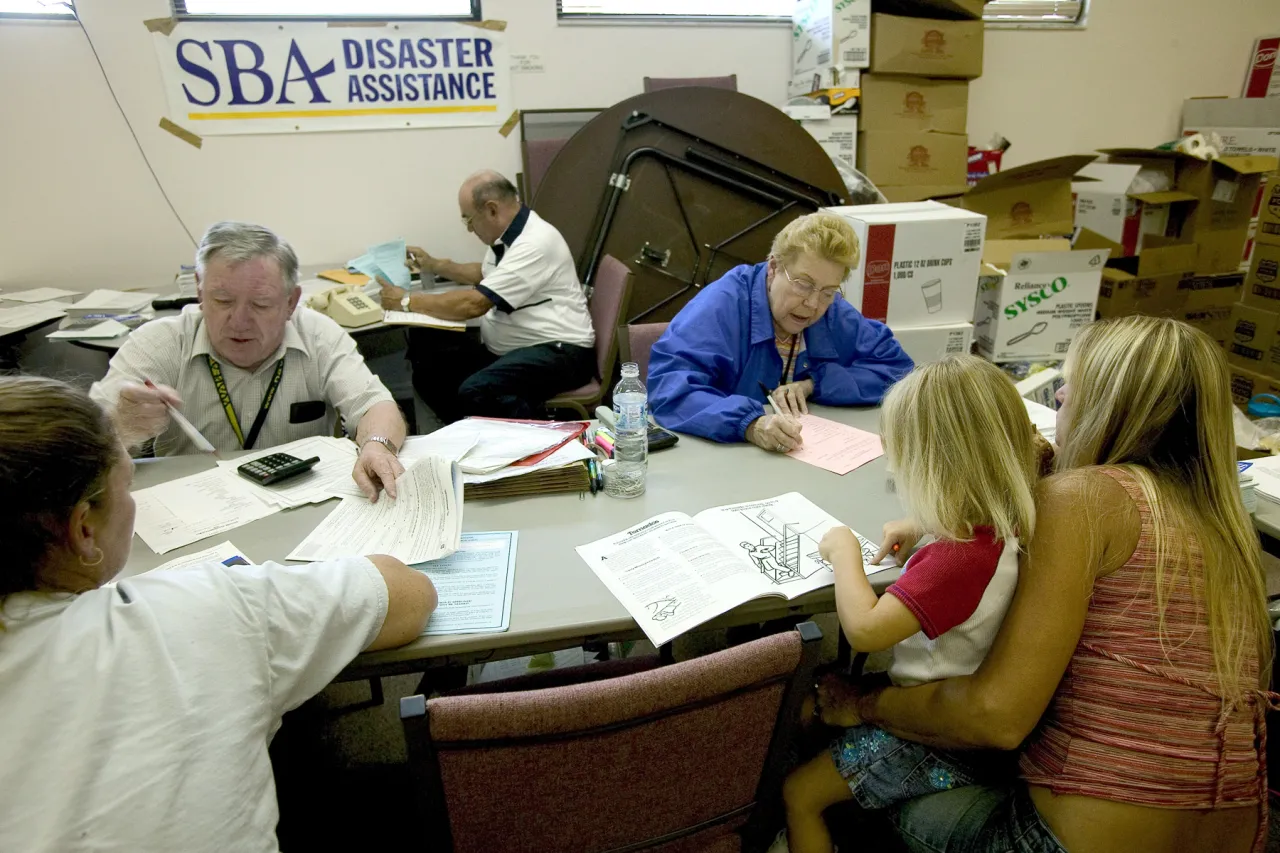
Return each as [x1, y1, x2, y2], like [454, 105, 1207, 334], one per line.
[120, 405, 904, 682]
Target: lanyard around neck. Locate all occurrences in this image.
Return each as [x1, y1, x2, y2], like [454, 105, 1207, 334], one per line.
[206, 355, 284, 451]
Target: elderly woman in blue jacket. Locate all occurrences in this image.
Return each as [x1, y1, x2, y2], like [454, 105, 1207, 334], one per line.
[648, 212, 913, 453]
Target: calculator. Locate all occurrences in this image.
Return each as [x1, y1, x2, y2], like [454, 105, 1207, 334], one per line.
[237, 453, 321, 486]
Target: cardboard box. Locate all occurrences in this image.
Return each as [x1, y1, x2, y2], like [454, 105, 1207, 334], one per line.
[880, 184, 970, 202]
[974, 247, 1111, 362]
[857, 131, 968, 187]
[891, 322, 973, 364]
[791, 0, 871, 99]
[954, 155, 1097, 239]
[798, 113, 859, 170]
[825, 200, 986, 327]
[859, 74, 968, 134]
[1015, 368, 1063, 410]
[1243, 36, 1280, 99]
[1072, 162, 1197, 257]
[1100, 147, 1278, 274]
[1228, 364, 1280, 408]
[869, 13, 984, 79]
[1182, 97, 1280, 154]
[1244, 241, 1280, 311]
[1226, 302, 1280, 378]
[789, 66, 847, 99]
[1258, 174, 1280, 247]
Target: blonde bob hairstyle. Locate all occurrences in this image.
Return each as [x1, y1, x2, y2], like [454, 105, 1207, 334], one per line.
[769, 213, 860, 273]
[1059, 315, 1270, 705]
[880, 354, 1037, 546]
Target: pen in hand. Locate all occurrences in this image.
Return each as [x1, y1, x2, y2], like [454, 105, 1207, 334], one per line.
[144, 379, 218, 455]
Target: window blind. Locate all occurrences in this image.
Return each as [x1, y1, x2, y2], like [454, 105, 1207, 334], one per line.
[172, 0, 478, 19]
[982, 0, 1086, 26]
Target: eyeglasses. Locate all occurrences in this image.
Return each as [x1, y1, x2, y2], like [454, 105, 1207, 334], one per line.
[460, 211, 478, 230]
[781, 265, 843, 305]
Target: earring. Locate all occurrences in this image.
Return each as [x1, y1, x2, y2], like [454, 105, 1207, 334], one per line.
[80, 547, 104, 568]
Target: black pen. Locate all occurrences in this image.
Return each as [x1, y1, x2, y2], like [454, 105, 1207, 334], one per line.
[757, 380, 773, 406]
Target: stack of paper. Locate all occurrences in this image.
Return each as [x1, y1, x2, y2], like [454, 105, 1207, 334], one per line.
[349, 238, 412, 288]
[48, 318, 132, 340]
[382, 310, 466, 331]
[217, 436, 360, 509]
[1246, 455, 1280, 505]
[288, 456, 464, 563]
[425, 419, 579, 475]
[131, 468, 280, 555]
[1, 287, 78, 303]
[0, 302, 70, 333]
[64, 290, 157, 316]
[1024, 398, 1058, 444]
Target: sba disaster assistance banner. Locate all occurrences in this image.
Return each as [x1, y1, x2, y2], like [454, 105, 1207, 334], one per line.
[151, 21, 510, 135]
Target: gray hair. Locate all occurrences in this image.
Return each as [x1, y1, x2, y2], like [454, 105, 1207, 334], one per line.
[195, 221, 300, 293]
[468, 171, 519, 210]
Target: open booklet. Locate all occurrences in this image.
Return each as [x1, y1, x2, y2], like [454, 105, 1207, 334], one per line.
[576, 492, 882, 646]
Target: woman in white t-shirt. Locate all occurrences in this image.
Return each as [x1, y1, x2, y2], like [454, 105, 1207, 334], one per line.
[0, 375, 437, 853]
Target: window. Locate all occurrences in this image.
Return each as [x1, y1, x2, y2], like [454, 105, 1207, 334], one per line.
[558, 1, 791, 23]
[983, 0, 1087, 28]
[0, 0, 74, 18]
[173, 0, 479, 20]
[560, 0, 1088, 26]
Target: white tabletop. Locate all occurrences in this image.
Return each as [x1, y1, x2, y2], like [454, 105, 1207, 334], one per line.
[122, 406, 904, 679]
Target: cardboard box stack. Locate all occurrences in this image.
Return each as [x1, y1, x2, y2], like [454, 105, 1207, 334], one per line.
[1182, 97, 1280, 273]
[825, 200, 984, 363]
[856, 0, 985, 202]
[1075, 147, 1276, 361]
[787, 0, 870, 168]
[1228, 169, 1280, 406]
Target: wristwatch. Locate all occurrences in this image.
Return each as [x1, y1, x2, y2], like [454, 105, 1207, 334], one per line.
[400, 294, 412, 312]
[361, 435, 399, 455]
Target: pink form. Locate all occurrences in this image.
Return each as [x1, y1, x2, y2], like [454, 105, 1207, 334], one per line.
[786, 414, 884, 475]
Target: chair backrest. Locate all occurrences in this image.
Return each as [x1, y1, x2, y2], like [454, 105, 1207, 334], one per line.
[623, 322, 670, 386]
[522, 137, 570, 201]
[401, 623, 822, 853]
[587, 254, 633, 381]
[643, 74, 738, 93]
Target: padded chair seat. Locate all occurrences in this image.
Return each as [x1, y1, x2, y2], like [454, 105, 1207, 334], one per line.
[550, 378, 601, 401]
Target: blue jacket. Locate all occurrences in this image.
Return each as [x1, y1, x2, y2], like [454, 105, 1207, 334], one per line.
[648, 262, 913, 443]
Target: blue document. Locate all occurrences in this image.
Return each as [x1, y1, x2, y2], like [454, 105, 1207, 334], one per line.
[369, 238, 412, 287]
[413, 531, 518, 636]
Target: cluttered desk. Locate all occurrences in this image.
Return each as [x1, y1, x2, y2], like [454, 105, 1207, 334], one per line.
[118, 404, 905, 681]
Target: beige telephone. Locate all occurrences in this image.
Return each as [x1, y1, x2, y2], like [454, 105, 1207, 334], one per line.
[308, 286, 382, 328]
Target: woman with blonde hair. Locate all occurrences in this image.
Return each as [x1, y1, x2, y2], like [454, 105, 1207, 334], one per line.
[820, 316, 1274, 853]
[772, 355, 1038, 853]
[648, 212, 912, 452]
[0, 376, 437, 852]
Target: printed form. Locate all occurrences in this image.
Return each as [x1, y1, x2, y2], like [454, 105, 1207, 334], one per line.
[288, 456, 463, 564]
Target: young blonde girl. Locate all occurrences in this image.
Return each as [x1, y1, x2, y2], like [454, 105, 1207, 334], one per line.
[772, 354, 1040, 853]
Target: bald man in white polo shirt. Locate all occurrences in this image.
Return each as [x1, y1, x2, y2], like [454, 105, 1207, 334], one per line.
[90, 222, 408, 503]
[378, 170, 595, 423]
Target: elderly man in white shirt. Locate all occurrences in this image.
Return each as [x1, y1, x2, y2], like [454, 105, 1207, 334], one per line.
[90, 221, 407, 502]
[377, 170, 595, 423]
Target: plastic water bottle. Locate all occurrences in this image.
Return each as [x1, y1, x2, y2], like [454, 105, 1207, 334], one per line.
[606, 362, 648, 498]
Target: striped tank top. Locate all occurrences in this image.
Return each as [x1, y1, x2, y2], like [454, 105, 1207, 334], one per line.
[1019, 467, 1273, 850]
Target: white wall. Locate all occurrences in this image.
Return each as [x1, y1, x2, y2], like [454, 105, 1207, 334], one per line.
[1, 0, 1274, 292]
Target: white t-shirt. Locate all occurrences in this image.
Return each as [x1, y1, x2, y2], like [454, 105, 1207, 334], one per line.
[477, 207, 596, 356]
[0, 557, 388, 853]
